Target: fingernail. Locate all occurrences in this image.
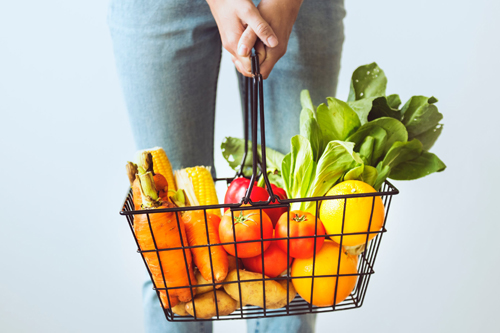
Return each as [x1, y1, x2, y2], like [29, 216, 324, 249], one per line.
[267, 36, 278, 48]
[238, 45, 248, 56]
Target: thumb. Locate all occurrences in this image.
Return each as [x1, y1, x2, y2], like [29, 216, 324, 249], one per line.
[237, 26, 258, 57]
[240, 6, 279, 48]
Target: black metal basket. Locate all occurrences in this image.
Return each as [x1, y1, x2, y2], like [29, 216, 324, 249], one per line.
[120, 53, 399, 321]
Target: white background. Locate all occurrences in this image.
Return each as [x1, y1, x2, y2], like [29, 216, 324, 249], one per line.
[1, 0, 499, 332]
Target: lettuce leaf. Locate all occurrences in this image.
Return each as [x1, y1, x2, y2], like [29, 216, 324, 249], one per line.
[316, 98, 361, 142]
[344, 164, 378, 188]
[382, 139, 423, 169]
[387, 94, 402, 109]
[348, 63, 387, 102]
[300, 90, 316, 116]
[300, 141, 362, 212]
[221, 137, 285, 177]
[389, 151, 446, 180]
[300, 108, 323, 161]
[348, 98, 374, 125]
[401, 96, 443, 148]
[413, 124, 443, 151]
[368, 96, 402, 121]
[347, 117, 408, 166]
[375, 139, 446, 182]
[222, 62, 446, 200]
[282, 153, 292, 195]
[282, 135, 316, 206]
[374, 163, 391, 190]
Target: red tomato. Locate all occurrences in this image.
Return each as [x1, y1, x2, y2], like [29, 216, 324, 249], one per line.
[219, 208, 273, 258]
[241, 241, 293, 278]
[275, 211, 326, 259]
[224, 177, 287, 226]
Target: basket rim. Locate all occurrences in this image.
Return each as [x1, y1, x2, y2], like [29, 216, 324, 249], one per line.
[120, 179, 399, 216]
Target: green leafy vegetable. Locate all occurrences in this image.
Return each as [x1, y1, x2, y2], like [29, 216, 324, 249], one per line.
[387, 94, 402, 109]
[382, 139, 423, 169]
[413, 124, 443, 150]
[221, 62, 446, 200]
[376, 139, 446, 181]
[299, 108, 323, 161]
[281, 153, 292, 193]
[283, 135, 316, 202]
[358, 136, 375, 165]
[347, 117, 408, 165]
[267, 171, 285, 189]
[402, 97, 443, 140]
[400, 96, 433, 122]
[221, 137, 285, 177]
[347, 98, 372, 125]
[365, 118, 408, 155]
[348, 63, 387, 101]
[283, 138, 362, 212]
[349, 126, 388, 164]
[374, 163, 391, 190]
[304, 141, 362, 206]
[221, 137, 252, 175]
[316, 97, 361, 142]
[300, 90, 316, 115]
[344, 164, 378, 188]
[265, 145, 285, 171]
[368, 96, 402, 121]
[389, 152, 446, 180]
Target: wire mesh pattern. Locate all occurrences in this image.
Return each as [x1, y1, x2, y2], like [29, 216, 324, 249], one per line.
[120, 180, 398, 321]
[119, 52, 399, 321]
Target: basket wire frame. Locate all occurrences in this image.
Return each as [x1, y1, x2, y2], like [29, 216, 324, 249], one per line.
[120, 53, 399, 321]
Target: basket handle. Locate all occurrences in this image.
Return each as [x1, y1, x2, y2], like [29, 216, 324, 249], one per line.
[237, 51, 277, 205]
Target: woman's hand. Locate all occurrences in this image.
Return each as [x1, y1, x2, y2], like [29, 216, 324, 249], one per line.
[237, 0, 303, 79]
[207, 0, 279, 77]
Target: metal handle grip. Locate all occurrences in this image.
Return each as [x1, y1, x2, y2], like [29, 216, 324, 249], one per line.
[237, 51, 277, 205]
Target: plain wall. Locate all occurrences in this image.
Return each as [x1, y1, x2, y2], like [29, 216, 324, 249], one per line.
[1, 0, 498, 332]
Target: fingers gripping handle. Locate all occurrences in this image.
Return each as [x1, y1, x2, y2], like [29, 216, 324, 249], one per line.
[241, 51, 277, 205]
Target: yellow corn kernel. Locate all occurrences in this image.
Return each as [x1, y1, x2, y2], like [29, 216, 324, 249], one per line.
[184, 166, 221, 217]
[136, 147, 176, 192]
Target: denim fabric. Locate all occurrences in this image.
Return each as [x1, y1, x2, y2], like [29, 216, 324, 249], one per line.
[142, 278, 213, 333]
[246, 314, 316, 333]
[108, 0, 345, 332]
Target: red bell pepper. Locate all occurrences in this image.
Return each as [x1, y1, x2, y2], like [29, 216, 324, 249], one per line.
[265, 184, 288, 226]
[224, 177, 288, 226]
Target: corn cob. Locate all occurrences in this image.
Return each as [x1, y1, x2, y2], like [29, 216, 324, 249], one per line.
[135, 147, 176, 192]
[176, 166, 221, 217]
[174, 169, 200, 207]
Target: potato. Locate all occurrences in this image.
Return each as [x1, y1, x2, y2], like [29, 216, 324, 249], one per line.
[227, 255, 243, 272]
[195, 270, 217, 295]
[276, 279, 297, 308]
[224, 269, 295, 309]
[171, 302, 189, 316]
[195, 257, 242, 295]
[185, 290, 237, 319]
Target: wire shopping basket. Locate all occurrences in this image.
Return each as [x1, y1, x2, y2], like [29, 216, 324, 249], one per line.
[120, 53, 399, 321]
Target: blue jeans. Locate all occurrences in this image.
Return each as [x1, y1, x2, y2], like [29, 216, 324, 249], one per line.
[108, 0, 345, 331]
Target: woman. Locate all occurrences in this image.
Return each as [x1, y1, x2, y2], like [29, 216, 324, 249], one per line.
[108, 0, 345, 331]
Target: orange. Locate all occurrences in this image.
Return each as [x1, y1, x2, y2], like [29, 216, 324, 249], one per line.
[291, 240, 358, 306]
[319, 180, 385, 247]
